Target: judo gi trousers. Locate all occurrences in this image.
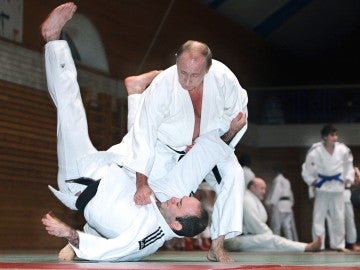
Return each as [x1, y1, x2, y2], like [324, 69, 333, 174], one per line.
[224, 233, 306, 252]
[313, 190, 345, 249]
[45, 40, 97, 196]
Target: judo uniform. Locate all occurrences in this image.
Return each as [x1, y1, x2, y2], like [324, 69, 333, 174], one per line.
[301, 141, 354, 249]
[45, 40, 233, 261]
[344, 186, 357, 245]
[266, 173, 298, 241]
[118, 55, 248, 240]
[224, 190, 307, 252]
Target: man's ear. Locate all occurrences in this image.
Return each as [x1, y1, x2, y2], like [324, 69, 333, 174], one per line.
[169, 221, 182, 231]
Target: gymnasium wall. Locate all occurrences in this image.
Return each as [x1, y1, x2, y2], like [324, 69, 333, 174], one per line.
[0, 79, 128, 249]
[0, 0, 359, 250]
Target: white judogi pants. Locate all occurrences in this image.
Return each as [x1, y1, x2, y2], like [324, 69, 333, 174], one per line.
[345, 201, 357, 244]
[45, 40, 96, 196]
[344, 189, 357, 244]
[270, 210, 297, 241]
[224, 232, 306, 252]
[313, 190, 345, 249]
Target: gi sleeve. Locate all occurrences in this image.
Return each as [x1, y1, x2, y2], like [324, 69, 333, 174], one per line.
[126, 76, 172, 176]
[301, 149, 318, 186]
[219, 70, 248, 148]
[343, 146, 354, 183]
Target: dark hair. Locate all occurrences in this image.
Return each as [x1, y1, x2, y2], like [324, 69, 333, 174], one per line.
[321, 124, 337, 137]
[175, 40, 212, 69]
[238, 153, 251, 167]
[173, 208, 209, 237]
[272, 164, 283, 174]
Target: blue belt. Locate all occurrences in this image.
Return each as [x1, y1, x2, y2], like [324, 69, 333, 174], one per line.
[315, 173, 343, 188]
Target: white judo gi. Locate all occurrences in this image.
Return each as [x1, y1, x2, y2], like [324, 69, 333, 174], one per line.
[45, 40, 234, 261]
[344, 187, 357, 245]
[266, 173, 298, 241]
[301, 141, 354, 249]
[119, 56, 248, 241]
[224, 190, 307, 252]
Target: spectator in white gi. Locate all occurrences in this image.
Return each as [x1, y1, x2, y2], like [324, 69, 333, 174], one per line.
[301, 124, 354, 251]
[344, 168, 359, 251]
[126, 33, 248, 263]
[224, 177, 321, 252]
[40, 3, 245, 261]
[327, 165, 360, 251]
[266, 165, 298, 241]
[238, 153, 256, 187]
[352, 167, 360, 210]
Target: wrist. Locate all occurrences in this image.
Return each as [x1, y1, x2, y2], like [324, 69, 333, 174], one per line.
[136, 172, 149, 188]
[221, 130, 235, 144]
[66, 229, 79, 248]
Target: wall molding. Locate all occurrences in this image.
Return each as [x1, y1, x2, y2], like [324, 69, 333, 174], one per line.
[0, 39, 125, 98]
[243, 123, 360, 147]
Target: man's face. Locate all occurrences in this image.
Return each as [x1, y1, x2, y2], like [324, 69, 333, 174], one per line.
[323, 132, 338, 146]
[176, 52, 208, 91]
[251, 180, 267, 201]
[160, 196, 201, 224]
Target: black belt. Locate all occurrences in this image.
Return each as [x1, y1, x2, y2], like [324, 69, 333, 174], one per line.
[212, 166, 222, 184]
[168, 145, 222, 184]
[66, 177, 100, 213]
[279, 196, 290, 200]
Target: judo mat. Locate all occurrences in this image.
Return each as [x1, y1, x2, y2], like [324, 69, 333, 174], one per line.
[0, 251, 359, 270]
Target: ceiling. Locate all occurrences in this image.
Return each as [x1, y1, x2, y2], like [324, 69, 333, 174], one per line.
[196, 0, 360, 85]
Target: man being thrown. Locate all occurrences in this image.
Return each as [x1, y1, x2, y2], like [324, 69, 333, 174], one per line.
[40, 2, 245, 262]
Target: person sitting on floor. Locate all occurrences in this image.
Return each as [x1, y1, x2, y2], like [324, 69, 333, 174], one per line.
[224, 177, 321, 252]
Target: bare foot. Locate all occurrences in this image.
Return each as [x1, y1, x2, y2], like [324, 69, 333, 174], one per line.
[352, 244, 360, 252]
[124, 70, 162, 95]
[305, 236, 321, 252]
[40, 2, 77, 42]
[206, 236, 234, 262]
[58, 243, 75, 261]
[336, 248, 351, 252]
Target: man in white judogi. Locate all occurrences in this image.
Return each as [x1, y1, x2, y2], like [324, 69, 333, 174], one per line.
[302, 124, 354, 251]
[224, 178, 321, 252]
[344, 181, 358, 249]
[331, 167, 358, 251]
[124, 39, 248, 262]
[266, 166, 298, 241]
